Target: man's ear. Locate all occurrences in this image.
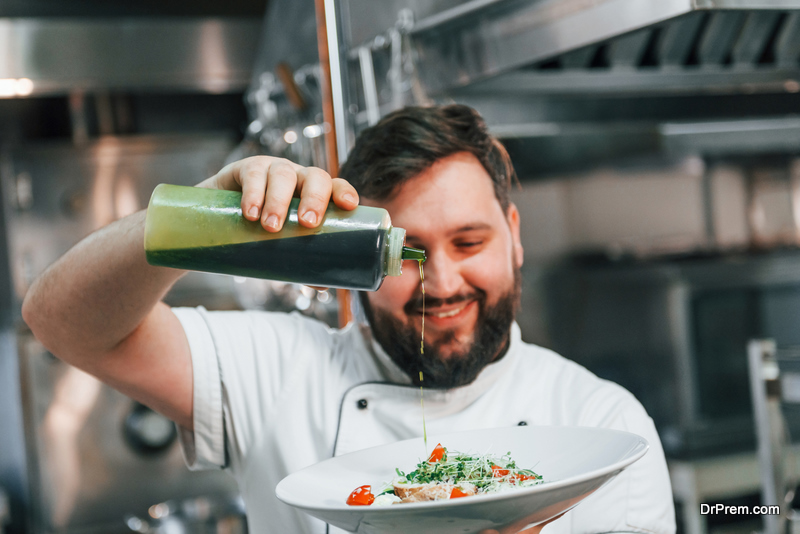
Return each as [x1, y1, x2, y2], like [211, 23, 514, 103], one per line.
[506, 202, 524, 268]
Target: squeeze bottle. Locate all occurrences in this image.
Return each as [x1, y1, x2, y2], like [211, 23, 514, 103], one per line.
[144, 184, 425, 291]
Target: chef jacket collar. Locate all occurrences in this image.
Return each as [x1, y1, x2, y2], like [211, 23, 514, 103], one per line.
[358, 321, 522, 404]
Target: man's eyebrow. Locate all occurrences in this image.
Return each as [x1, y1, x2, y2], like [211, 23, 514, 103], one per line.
[449, 223, 492, 235]
[406, 223, 493, 242]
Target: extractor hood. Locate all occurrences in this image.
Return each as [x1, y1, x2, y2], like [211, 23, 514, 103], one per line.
[335, 0, 800, 103]
[0, 18, 262, 95]
[400, 0, 800, 94]
[316, 0, 800, 174]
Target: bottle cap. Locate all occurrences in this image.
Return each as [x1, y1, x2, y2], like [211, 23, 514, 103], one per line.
[386, 227, 406, 276]
[401, 246, 426, 262]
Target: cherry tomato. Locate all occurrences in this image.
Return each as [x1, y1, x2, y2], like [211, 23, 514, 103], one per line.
[491, 464, 509, 477]
[450, 487, 469, 499]
[346, 485, 375, 506]
[428, 443, 445, 463]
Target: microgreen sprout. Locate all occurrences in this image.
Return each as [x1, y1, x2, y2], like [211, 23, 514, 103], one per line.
[389, 446, 543, 493]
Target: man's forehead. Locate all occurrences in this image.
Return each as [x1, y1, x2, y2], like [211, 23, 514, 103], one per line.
[360, 152, 503, 226]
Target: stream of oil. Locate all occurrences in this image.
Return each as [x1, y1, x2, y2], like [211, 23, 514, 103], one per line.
[419, 260, 427, 455]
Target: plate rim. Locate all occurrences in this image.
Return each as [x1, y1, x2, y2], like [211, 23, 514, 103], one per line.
[275, 425, 649, 513]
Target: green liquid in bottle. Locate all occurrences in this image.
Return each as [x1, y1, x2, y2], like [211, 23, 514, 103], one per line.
[145, 184, 424, 291]
[147, 230, 387, 290]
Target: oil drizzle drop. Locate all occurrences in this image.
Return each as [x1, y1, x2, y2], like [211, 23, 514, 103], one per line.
[420, 371, 427, 454]
[420, 259, 425, 355]
[419, 259, 427, 454]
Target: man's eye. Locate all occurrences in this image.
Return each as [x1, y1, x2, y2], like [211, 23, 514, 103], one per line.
[457, 241, 482, 248]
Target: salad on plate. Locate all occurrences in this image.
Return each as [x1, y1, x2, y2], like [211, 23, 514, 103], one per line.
[346, 443, 544, 506]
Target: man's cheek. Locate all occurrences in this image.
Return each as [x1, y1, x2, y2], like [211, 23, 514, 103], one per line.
[372, 286, 412, 312]
[471, 268, 512, 297]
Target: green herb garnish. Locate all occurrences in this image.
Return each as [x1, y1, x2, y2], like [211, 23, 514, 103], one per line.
[395, 446, 543, 492]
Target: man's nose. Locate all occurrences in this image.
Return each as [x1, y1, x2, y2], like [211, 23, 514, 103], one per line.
[419, 252, 464, 297]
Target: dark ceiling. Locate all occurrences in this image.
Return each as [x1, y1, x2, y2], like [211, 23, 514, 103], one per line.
[0, 0, 268, 17]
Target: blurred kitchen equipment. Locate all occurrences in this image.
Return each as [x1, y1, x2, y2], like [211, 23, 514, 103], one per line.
[2, 136, 244, 533]
[0, 18, 261, 96]
[275, 62, 309, 112]
[124, 496, 246, 534]
[144, 184, 424, 290]
[0, 487, 9, 534]
[239, 0, 326, 168]
[123, 403, 179, 456]
[746, 164, 800, 249]
[544, 250, 800, 459]
[18, 335, 241, 534]
[232, 279, 339, 326]
[320, 0, 800, 161]
[749, 340, 800, 534]
[239, 66, 327, 168]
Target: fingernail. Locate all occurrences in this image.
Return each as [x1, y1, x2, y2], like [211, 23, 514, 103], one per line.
[265, 214, 279, 229]
[247, 206, 259, 219]
[342, 193, 356, 204]
[301, 211, 317, 225]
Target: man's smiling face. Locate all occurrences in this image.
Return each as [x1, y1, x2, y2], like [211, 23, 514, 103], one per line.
[361, 151, 524, 388]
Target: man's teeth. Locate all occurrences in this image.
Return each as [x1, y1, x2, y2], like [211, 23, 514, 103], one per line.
[427, 305, 466, 318]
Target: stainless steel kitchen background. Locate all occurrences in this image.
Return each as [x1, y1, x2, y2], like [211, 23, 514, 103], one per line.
[4, 1, 800, 534]
[0, 3, 267, 534]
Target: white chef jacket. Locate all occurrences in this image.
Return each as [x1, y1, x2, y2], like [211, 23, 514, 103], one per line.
[173, 307, 675, 534]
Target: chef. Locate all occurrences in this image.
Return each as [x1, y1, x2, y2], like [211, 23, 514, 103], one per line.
[22, 104, 675, 533]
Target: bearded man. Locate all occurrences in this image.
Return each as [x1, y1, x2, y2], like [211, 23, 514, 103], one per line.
[22, 105, 675, 533]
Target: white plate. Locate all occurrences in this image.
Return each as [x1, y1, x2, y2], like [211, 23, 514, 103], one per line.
[276, 425, 648, 534]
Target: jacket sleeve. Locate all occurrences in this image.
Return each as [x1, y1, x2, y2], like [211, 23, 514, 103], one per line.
[172, 307, 334, 473]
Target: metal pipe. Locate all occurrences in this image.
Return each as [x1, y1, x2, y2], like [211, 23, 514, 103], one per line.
[409, 0, 506, 34]
[323, 0, 350, 167]
[748, 339, 781, 534]
[358, 47, 381, 126]
[68, 90, 89, 146]
[315, 0, 353, 327]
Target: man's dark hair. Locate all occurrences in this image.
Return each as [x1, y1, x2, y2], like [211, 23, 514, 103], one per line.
[339, 104, 518, 212]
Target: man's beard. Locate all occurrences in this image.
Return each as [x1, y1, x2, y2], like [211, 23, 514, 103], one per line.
[360, 266, 521, 389]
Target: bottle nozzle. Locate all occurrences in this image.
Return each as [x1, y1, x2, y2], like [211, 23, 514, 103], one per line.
[402, 246, 426, 262]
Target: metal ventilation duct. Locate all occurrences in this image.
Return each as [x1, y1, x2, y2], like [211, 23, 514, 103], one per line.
[335, 0, 800, 142]
[400, 0, 800, 94]
[318, 0, 800, 172]
[454, 12, 800, 95]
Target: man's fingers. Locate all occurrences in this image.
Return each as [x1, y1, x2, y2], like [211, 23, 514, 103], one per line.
[197, 161, 240, 191]
[199, 157, 357, 232]
[296, 167, 333, 228]
[518, 512, 566, 533]
[262, 161, 299, 232]
[331, 178, 359, 210]
[239, 160, 270, 221]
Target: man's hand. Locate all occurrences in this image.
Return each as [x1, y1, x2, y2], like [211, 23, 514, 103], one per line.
[479, 512, 565, 534]
[197, 156, 359, 231]
[520, 512, 565, 533]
